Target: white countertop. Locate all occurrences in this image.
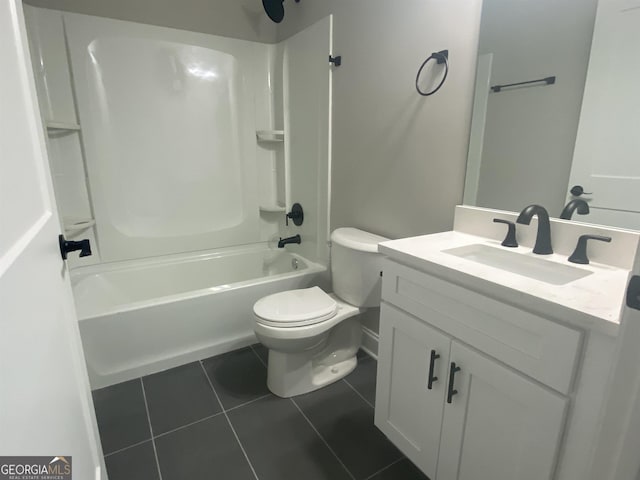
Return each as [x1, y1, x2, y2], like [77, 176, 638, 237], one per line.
[379, 231, 629, 336]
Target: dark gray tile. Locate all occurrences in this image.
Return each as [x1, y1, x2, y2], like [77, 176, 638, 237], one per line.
[104, 441, 159, 480]
[368, 458, 428, 480]
[345, 356, 378, 405]
[227, 396, 352, 480]
[357, 349, 372, 360]
[155, 415, 255, 480]
[295, 380, 402, 480]
[202, 347, 269, 410]
[142, 362, 222, 435]
[251, 343, 268, 365]
[92, 379, 151, 454]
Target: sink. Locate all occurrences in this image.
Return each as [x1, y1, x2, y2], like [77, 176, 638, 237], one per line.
[443, 244, 593, 286]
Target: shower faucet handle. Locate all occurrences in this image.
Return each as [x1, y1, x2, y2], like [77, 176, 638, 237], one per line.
[285, 203, 304, 227]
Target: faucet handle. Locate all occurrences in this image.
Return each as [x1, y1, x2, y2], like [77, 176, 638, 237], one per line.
[285, 203, 304, 227]
[568, 234, 612, 265]
[493, 219, 518, 248]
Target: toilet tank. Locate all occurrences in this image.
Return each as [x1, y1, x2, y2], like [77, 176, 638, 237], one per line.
[331, 228, 389, 307]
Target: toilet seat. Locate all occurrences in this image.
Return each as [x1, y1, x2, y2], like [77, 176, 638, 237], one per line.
[253, 286, 338, 328]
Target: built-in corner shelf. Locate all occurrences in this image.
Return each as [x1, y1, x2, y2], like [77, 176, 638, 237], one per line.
[256, 130, 285, 143]
[63, 217, 95, 234]
[46, 121, 81, 137]
[259, 204, 286, 213]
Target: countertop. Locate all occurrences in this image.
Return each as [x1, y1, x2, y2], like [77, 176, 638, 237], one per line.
[379, 231, 630, 336]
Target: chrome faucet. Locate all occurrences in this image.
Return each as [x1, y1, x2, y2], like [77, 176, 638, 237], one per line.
[559, 199, 590, 220]
[516, 205, 553, 254]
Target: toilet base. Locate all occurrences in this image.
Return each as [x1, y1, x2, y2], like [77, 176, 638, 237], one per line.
[267, 353, 357, 398]
[265, 317, 361, 398]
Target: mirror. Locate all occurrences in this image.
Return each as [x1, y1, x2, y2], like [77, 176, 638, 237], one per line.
[463, 0, 640, 230]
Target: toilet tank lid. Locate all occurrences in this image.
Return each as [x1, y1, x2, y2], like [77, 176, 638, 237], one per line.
[331, 228, 389, 253]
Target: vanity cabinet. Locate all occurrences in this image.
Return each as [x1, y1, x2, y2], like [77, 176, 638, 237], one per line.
[375, 259, 580, 480]
[375, 304, 451, 479]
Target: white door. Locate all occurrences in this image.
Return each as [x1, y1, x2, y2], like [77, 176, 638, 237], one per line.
[0, 1, 103, 478]
[436, 342, 567, 480]
[567, 0, 640, 229]
[375, 303, 451, 479]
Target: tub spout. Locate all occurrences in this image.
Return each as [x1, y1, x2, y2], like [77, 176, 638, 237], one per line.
[278, 234, 301, 248]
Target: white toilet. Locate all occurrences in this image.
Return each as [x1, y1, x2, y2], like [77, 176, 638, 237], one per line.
[253, 227, 388, 398]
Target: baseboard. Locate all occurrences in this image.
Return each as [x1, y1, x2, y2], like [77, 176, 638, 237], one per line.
[360, 326, 379, 360]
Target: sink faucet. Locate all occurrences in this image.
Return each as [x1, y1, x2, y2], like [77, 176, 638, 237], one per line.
[278, 234, 301, 248]
[559, 199, 590, 220]
[516, 204, 553, 255]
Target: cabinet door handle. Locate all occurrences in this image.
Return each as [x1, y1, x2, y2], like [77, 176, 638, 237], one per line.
[447, 362, 461, 404]
[427, 350, 440, 390]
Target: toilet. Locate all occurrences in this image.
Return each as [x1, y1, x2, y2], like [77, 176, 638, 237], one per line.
[253, 227, 388, 398]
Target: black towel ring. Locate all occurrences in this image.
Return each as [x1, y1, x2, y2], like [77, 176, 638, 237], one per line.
[416, 50, 449, 97]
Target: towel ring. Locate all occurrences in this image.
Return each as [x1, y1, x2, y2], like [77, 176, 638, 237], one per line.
[416, 50, 449, 97]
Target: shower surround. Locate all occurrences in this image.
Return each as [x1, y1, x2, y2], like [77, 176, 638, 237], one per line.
[25, 8, 333, 387]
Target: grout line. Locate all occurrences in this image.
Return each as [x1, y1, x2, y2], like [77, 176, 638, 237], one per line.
[290, 398, 356, 480]
[225, 393, 272, 414]
[140, 379, 164, 480]
[102, 372, 268, 460]
[152, 411, 225, 440]
[363, 456, 405, 480]
[199, 361, 260, 480]
[103, 439, 153, 458]
[249, 344, 268, 368]
[342, 379, 375, 410]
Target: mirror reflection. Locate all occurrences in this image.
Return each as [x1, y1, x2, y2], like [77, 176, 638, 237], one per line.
[464, 0, 640, 231]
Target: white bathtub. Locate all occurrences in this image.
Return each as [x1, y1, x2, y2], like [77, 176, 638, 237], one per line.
[71, 245, 326, 389]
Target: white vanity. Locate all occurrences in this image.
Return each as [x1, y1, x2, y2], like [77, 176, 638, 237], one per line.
[374, 206, 640, 480]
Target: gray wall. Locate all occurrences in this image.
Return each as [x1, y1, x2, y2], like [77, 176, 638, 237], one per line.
[475, 0, 597, 215]
[279, 1, 482, 239]
[24, 0, 278, 43]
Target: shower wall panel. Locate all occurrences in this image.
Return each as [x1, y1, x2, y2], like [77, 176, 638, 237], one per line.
[65, 13, 269, 262]
[282, 16, 332, 267]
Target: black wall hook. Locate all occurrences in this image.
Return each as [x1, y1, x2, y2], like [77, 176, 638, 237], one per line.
[329, 55, 342, 67]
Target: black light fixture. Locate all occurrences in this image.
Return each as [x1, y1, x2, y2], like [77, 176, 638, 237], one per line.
[262, 0, 300, 24]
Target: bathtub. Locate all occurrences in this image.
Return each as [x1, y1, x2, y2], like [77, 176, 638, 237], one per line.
[71, 245, 326, 389]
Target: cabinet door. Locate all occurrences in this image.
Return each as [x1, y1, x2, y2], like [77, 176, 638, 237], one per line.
[375, 303, 451, 478]
[437, 342, 567, 480]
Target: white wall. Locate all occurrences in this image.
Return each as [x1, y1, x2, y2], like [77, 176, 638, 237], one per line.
[24, 0, 277, 43]
[61, 13, 274, 262]
[474, 0, 597, 215]
[278, 0, 482, 239]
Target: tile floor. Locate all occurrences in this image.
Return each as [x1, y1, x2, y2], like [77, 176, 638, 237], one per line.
[92, 345, 427, 480]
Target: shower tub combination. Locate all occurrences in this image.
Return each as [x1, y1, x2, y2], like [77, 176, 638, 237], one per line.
[72, 245, 325, 389]
[25, 11, 335, 389]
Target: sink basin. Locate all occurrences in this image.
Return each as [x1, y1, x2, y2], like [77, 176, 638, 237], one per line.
[443, 244, 593, 286]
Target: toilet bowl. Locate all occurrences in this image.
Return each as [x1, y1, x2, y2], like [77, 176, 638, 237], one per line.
[253, 228, 388, 398]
